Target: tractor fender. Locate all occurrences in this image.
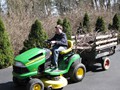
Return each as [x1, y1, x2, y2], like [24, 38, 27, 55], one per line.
[67, 54, 81, 71]
[65, 54, 81, 64]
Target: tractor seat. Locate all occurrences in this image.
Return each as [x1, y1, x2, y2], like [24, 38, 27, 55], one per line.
[60, 40, 73, 55]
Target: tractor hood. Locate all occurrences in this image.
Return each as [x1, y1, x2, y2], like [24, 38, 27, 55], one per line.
[15, 48, 45, 65]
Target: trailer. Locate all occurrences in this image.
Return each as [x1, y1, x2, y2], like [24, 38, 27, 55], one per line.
[72, 32, 118, 70]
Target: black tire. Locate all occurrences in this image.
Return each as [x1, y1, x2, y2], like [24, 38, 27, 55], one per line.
[101, 57, 110, 70]
[27, 78, 44, 90]
[69, 63, 86, 82]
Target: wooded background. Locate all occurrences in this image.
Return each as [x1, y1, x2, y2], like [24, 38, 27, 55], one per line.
[0, 0, 120, 54]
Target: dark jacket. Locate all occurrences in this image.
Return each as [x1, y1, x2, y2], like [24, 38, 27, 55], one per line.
[49, 32, 68, 47]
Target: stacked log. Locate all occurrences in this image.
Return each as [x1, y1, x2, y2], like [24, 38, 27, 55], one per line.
[72, 34, 95, 50]
[72, 33, 118, 50]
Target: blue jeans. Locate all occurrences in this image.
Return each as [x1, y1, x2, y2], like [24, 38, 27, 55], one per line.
[52, 45, 67, 67]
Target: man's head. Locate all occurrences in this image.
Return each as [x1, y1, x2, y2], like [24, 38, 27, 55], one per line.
[55, 25, 63, 34]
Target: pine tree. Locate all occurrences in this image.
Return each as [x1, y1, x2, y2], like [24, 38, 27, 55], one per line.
[95, 16, 106, 32]
[112, 13, 120, 31]
[0, 18, 14, 69]
[83, 13, 90, 32]
[62, 18, 72, 40]
[108, 23, 112, 30]
[57, 19, 63, 25]
[20, 20, 48, 53]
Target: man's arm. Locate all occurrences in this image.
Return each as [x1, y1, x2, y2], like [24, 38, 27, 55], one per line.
[48, 34, 56, 41]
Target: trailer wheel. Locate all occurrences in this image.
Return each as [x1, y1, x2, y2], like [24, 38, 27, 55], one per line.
[69, 63, 86, 82]
[27, 78, 44, 90]
[101, 57, 110, 70]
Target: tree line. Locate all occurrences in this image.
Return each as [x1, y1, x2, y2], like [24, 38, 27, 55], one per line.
[78, 13, 120, 33]
[1, 0, 119, 17]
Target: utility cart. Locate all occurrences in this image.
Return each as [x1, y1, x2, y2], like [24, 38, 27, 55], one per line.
[72, 32, 118, 70]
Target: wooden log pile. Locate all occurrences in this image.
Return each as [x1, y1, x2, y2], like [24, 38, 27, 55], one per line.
[72, 32, 118, 50]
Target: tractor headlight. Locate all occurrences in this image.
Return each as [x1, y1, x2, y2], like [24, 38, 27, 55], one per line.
[14, 61, 25, 67]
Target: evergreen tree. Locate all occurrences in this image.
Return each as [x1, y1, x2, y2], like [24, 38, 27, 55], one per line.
[112, 13, 120, 31]
[57, 19, 63, 25]
[0, 18, 14, 69]
[62, 18, 72, 40]
[108, 23, 112, 30]
[83, 13, 90, 32]
[95, 16, 106, 32]
[20, 19, 48, 53]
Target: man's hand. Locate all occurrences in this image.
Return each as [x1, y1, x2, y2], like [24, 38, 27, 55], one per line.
[51, 41, 56, 44]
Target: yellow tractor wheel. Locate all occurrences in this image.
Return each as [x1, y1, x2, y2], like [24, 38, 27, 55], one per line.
[69, 63, 86, 82]
[27, 78, 44, 90]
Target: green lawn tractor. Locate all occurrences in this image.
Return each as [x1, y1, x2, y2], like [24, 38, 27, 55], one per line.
[12, 40, 86, 90]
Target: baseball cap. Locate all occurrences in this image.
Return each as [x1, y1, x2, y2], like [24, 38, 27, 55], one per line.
[55, 25, 63, 30]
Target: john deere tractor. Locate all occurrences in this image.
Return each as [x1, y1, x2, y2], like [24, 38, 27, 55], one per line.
[12, 40, 86, 90]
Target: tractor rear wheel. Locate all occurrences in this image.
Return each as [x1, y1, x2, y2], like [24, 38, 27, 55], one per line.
[27, 78, 44, 90]
[69, 63, 86, 82]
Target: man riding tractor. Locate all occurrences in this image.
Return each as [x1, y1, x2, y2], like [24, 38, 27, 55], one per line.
[48, 25, 68, 70]
[12, 25, 86, 90]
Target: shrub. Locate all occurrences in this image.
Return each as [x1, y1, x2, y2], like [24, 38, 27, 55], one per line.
[95, 16, 106, 33]
[83, 13, 90, 32]
[112, 13, 120, 31]
[20, 19, 48, 53]
[57, 19, 63, 25]
[62, 18, 72, 40]
[0, 18, 14, 69]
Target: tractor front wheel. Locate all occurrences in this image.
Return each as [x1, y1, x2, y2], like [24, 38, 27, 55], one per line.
[27, 78, 44, 90]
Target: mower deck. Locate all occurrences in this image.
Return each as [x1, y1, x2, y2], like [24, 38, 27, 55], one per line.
[41, 76, 68, 89]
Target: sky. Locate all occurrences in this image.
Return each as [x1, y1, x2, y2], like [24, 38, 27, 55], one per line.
[0, 0, 118, 15]
[0, 0, 7, 14]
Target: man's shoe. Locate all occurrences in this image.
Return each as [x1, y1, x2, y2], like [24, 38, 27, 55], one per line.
[50, 65, 55, 69]
[51, 66, 59, 71]
[53, 67, 59, 71]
